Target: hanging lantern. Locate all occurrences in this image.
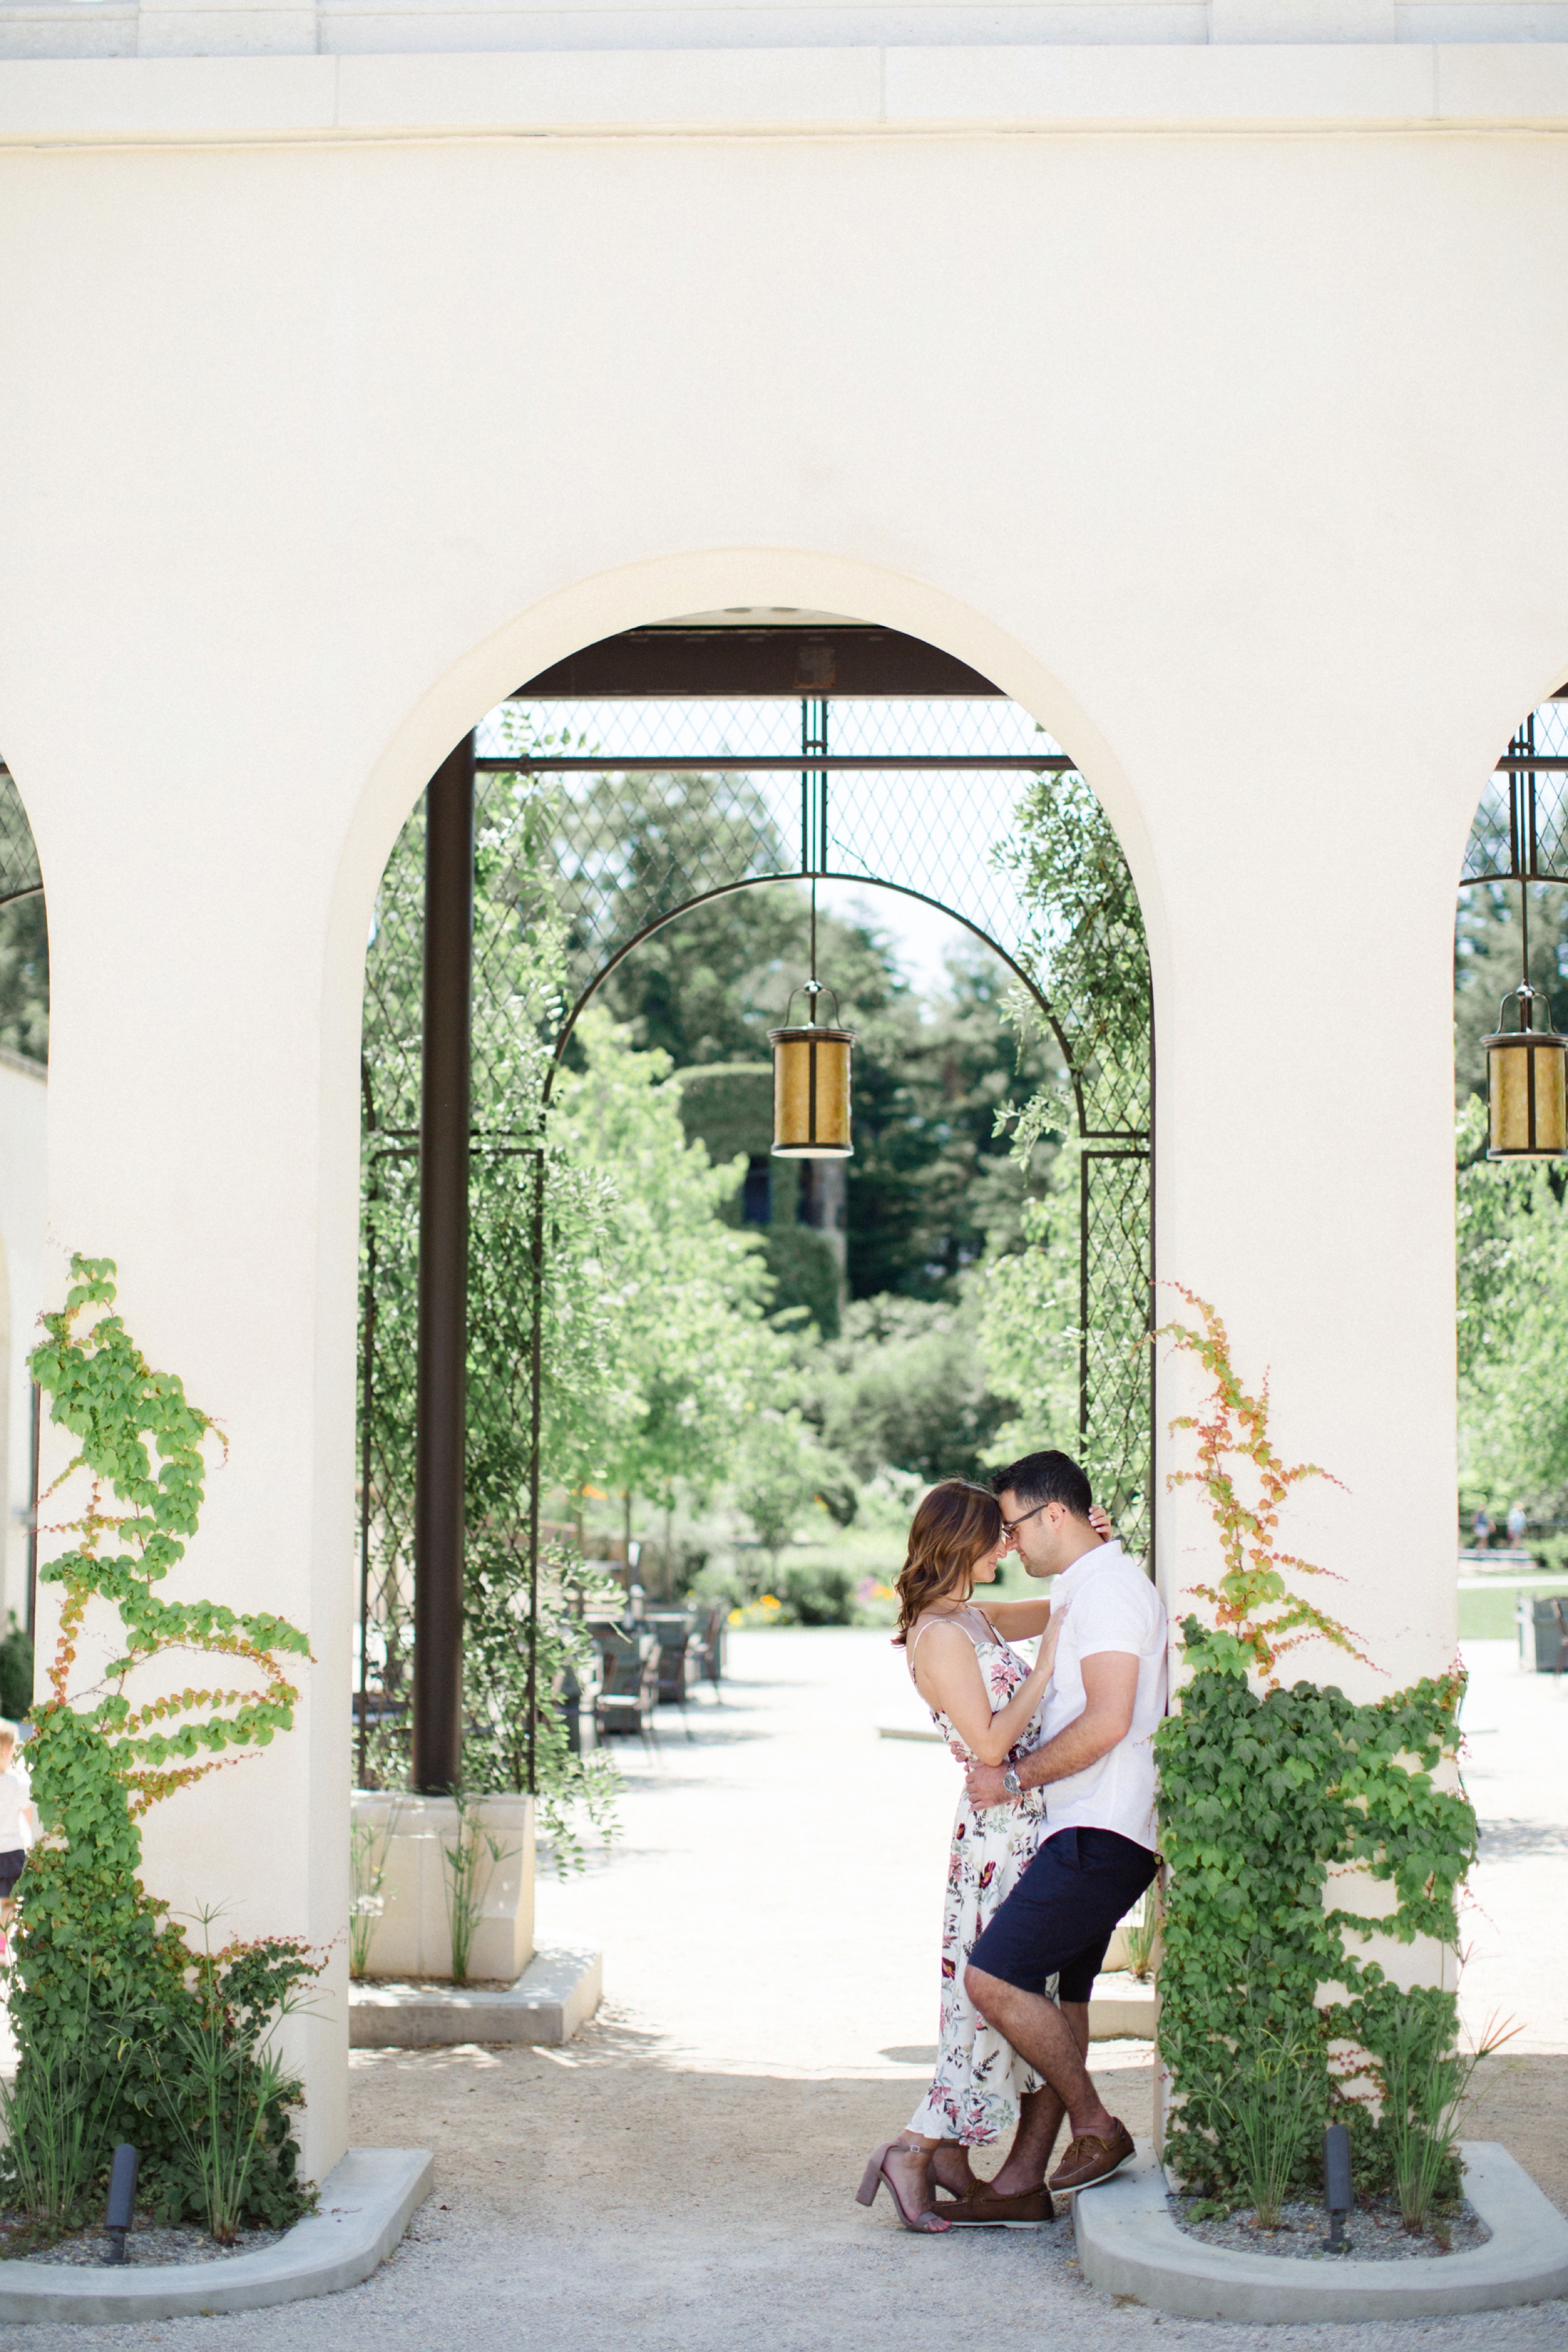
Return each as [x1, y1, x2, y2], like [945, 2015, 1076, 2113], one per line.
[770, 983, 855, 1158]
[1484, 983, 1568, 1160]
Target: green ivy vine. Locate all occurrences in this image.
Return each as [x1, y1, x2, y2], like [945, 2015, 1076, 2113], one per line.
[1155, 1292, 1479, 2197]
[12, 1254, 320, 2228]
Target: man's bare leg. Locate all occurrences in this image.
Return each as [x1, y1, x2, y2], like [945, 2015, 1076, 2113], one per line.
[965, 1971, 1117, 2143]
[927, 2141, 979, 2198]
[985, 2003, 1088, 2195]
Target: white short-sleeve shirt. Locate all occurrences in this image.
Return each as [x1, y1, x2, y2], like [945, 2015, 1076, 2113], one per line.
[0, 1765, 31, 1852]
[1035, 1538, 1167, 1852]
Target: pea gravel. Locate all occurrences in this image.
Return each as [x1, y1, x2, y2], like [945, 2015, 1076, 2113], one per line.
[1168, 2193, 1492, 2262]
[0, 2219, 285, 2267]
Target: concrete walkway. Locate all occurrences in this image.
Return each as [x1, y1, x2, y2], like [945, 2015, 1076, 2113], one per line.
[10, 1627, 1564, 2352]
[1459, 1638, 1568, 2057]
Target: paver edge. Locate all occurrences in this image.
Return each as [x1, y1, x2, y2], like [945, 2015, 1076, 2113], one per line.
[0, 2144, 433, 2323]
[1074, 2140, 1568, 2320]
[349, 1941, 602, 2045]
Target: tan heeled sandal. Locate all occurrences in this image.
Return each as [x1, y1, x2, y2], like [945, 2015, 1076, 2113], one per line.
[855, 2141, 952, 2234]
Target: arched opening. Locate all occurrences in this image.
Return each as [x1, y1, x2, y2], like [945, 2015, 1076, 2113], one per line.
[352, 610, 1154, 1818]
[0, 754, 48, 1692]
[1453, 681, 1568, 2063]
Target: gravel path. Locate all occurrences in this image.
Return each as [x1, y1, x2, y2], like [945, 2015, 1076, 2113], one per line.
[0, 1628, 1559, 2351]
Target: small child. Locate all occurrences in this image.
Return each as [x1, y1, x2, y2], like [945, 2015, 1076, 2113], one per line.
[0, 1720, 38, 1940]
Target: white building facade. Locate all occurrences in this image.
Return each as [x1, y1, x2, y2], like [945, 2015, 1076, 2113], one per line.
[3, 0, 1565, 2175]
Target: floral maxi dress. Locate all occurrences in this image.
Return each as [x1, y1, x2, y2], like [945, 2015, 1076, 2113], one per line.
[904, 1606, 1048, 2147]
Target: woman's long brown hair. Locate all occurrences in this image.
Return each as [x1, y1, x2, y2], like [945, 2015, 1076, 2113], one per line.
[893, 1480, 1004, 1645]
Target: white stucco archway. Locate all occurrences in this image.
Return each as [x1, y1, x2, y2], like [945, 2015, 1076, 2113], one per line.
[7, 76, 1568, 2167]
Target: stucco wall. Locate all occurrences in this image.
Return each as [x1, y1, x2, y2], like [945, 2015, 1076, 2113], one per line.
[1, 46, 1564, 2171]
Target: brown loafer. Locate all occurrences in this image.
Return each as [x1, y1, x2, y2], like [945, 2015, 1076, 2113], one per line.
[1048, 2119, 1136, 2193]
[940, 2184, 1056, 2227]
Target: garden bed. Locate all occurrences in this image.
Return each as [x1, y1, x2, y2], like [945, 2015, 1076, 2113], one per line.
[1168, 2193, 1491, 2263]
[0, 2216, 284, 2266]
[0, 2148, 433, 2323]
[1076, 2144, 1568, 2322]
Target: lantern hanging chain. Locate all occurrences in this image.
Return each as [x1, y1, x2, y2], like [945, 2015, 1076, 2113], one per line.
[1522, 875, 1530, 1017]
[809, 875, 818, 1018]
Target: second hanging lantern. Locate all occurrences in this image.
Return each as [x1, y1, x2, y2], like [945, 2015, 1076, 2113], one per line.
[1483, 982, 1568, 1160]
[770, 983, 855, 1158]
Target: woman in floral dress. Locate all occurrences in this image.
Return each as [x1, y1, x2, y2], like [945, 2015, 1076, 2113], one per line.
[856, 1479, 1071, 2234]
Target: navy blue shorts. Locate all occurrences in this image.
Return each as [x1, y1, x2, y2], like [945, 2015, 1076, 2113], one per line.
[968, 1825, 1157, 2004]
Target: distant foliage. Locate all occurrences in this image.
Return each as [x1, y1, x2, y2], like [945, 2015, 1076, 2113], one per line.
[978, 766, 1153, 1532]
[993, 768, 1152, 1159]
[0, 1614, 33, 1720]
[0, 846, 48, 1067]
[802, 1295, 1007, 1483]
[361, 786, 623, 1850]
[586, 770, 1057, 1301]
[1455, 1095, 1568, 1517]
[361, 771, 807, 1831]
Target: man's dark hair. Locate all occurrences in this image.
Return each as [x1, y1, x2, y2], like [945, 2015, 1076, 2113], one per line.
[989, 1450, 1093, 1521]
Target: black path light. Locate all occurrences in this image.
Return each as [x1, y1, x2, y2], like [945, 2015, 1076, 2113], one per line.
[103, 2143, 139, 2264]
[1483, 884, 1568, 1161]
[768, 883, 855, 1160]
[1321, 2123, 1353, 2254]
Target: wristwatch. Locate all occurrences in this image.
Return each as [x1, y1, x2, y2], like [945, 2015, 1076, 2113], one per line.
[1002, 1766, 1023, 1801]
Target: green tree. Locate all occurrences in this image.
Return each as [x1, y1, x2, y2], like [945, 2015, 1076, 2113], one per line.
[361, 781, 623, 1844]
[17, 1259, 315, 2231]
[973, 1171, 1083, 1466]
[1455, 1094, 1568, 1517]
[976, 770, 1153, 1520]
[800, 1293, 1008, 1482]
[0, 893, 48, 1065]
[733, 1409, 838, 1581]
[552, 1007, 793, 1585]
[583, 770, 1056, 1300]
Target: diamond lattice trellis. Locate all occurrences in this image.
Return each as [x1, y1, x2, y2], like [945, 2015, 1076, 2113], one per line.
[1462, 700, 1568, 886]
[359, 691, 1156, 1757]
[0, 768, 45, 908]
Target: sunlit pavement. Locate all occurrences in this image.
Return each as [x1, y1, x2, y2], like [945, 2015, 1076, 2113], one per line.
[3, 1628, 1565, 2351]
[1459, 1638, 1568, 2055]
[534, 1625, 1002, 2084]
[534, 1628, 1568, 2072]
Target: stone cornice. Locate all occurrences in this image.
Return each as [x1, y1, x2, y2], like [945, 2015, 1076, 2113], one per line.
[1, 41, 1568, 139]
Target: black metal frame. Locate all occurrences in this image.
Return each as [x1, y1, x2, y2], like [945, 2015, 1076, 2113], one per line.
[386, 656, 1156, 1791]
[411, 736, 475, 1794]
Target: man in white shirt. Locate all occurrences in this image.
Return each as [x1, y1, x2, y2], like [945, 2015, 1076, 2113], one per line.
[956, 1450, 1166, 2209]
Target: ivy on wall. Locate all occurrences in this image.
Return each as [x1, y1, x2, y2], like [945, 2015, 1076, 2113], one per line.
[16, 1256, 319, 2226]
[1155, 1293, 1479, 2196]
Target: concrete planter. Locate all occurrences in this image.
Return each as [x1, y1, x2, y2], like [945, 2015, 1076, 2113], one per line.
[1075, 2143, 1568, 2321]
[0, 2149, 432, 2324]
[351, 1792, 534, 1983]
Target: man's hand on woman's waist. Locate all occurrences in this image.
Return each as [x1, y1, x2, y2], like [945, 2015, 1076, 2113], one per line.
[965, 1651, 1140, 1808]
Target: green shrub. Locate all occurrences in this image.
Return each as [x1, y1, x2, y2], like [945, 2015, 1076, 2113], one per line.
[1177, 2016, 1323, 2228]
[776, 1563, 858, 1626]
[0, 1613, 33, 1721]
[805, 1295, 1005, 1483]
[1156, 1295, 1479, 2205]
[13, 1256, 318, 2235]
